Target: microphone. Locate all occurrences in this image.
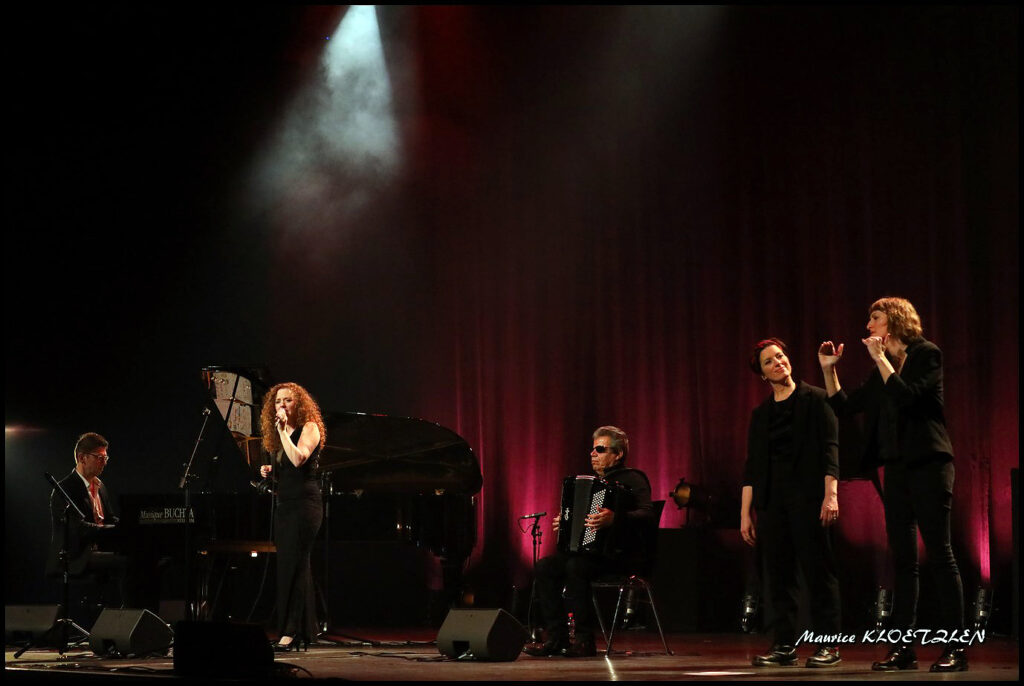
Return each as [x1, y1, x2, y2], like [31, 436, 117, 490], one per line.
[518, 511, 547, 520]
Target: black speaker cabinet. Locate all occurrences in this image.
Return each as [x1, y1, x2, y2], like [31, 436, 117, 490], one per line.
[436, 608, 528, 661]
[89, 608, 173, 657]
[173, 621, 273, 679]
[5, 605, 61, 643]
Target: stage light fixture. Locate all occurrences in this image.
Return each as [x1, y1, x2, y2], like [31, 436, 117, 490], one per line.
[739, 592, 759, 633]
[970, 587, 993, 632]
[871, 587, 892, 630]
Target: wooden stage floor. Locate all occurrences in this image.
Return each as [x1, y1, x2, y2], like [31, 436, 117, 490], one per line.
[6, 628, 1018, 683]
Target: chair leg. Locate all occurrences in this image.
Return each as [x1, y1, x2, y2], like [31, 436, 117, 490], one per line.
[591, 591, 609, 647]
[605, 581, 629, 654]
[636, 578, 673, 656]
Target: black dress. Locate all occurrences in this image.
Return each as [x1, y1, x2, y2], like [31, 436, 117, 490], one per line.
[274, 428, 323, 640]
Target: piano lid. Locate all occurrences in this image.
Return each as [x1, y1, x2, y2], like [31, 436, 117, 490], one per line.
[318, 412, 482, 496]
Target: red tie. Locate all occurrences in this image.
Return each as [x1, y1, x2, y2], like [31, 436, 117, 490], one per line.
[90, 480, 105, 524]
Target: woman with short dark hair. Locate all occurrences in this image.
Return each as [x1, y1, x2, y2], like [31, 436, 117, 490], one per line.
[741, 338, 843, 668]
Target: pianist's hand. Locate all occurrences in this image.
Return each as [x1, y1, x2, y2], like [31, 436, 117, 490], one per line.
[585, 508, 615, 530]
[260, 464, 272, 478]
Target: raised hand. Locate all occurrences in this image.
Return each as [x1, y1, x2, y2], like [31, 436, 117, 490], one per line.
[818, 340, 844, 369]
[861, 334, 887, 362]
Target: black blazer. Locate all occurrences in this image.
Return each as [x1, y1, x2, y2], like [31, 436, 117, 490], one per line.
[602, 465, 656, 573]
[46, 469, 119, 577]
[743, 381, 839, 509]
[828, 337, 953, 470]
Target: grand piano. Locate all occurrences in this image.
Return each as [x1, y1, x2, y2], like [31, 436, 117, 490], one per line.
[118, 366, 482, 624]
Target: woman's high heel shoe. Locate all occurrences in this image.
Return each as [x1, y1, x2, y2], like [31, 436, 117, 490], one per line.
[274, 636, 309, 652]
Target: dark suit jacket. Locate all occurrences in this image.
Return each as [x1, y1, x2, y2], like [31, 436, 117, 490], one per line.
[828, 337, 954, 470]
[743, 381, 839, 510]
[601, 464, 656, 574]
[46, 469, 119, 577]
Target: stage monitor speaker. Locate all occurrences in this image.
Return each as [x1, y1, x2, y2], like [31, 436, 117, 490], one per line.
[173, 620, 274, 679]
[89, 608, 173, 657]
[5, 605, 61, 643]
[436, 608, 528, 661]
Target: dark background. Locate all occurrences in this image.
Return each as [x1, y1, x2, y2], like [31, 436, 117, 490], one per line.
[5, 6, 1018, 634]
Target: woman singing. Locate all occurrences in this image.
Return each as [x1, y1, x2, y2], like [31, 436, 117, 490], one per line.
[819, 297, 965, 672]
[740, 338, 842, 668]
[259, 382, 326, 652]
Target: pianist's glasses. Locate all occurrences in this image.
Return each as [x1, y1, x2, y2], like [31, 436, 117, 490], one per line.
[84, 452, 110, 462]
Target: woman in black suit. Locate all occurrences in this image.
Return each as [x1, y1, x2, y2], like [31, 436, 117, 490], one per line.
[819, 296, 966, 672]
[259, 382, 326, 651]
[740, 338, 842, 669]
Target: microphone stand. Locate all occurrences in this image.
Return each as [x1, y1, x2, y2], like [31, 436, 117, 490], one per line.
[524, 514, 544, 642]
[179, 406, 212, 621]
[16, 474, 94, 658]
[315, 474, 338, 645]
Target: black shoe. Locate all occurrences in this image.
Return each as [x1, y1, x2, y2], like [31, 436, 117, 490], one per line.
[752, 644, 797, 667]
[563, 636, 597, 658]
[523, 637, 568, 657]
[805, 645, 841, 668]
[930, 648, 968, 672]
[872, 645, 917, 671]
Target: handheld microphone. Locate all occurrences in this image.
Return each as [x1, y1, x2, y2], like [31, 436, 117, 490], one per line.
[250, 479, 274, 495]
[518, 511, 547, 520]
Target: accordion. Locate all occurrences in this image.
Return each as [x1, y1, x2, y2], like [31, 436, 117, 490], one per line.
[556, 475, 625, 555]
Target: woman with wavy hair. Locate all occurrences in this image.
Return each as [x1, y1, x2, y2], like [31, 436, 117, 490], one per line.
[259, 382, 326, 651]
[819, 297, 966, 672]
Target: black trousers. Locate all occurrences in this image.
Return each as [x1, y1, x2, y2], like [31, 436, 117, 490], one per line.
[534, 551, 622, 640]
[274, 495, 323, 639]
[757, 475, 841, 646]
[883, 458, 964, 630]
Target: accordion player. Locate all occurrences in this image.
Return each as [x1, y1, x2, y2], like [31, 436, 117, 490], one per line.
[556, 474, 629, 555]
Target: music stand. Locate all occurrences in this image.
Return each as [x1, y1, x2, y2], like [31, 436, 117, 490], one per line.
[15, 473, 95, 658]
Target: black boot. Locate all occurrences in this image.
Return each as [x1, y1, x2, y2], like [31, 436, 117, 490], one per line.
[929, 647, 968, 672]
[752, 644, 797, 667]
[523, 634, 568, 657]
[871, 645, 918, 671]
[564, 634, 597, 658]
[805, 645, 841, 667]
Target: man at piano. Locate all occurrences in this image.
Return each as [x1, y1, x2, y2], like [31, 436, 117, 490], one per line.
[46, 432, 128, 615]
[524, 426, 655, 658]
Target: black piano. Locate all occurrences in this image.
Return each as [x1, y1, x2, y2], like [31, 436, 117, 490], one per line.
[118, 367, 482, 625]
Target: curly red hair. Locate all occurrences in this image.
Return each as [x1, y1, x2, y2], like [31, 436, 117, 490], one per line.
[260, 382, 327, 457]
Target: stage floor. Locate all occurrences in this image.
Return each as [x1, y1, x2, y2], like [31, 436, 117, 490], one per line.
[6, 629, 1018, 683]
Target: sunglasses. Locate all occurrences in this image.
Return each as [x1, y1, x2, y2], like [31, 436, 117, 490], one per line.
[591, 445, 615, 454]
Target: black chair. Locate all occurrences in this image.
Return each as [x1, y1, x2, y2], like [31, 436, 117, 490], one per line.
[590, 499, 672, 655]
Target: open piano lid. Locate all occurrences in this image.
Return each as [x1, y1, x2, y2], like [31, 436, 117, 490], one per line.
[318, 412, 482, 496]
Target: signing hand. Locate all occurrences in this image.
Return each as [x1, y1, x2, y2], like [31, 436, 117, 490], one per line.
[585, 508, 615, 531]
[818, 340, 844, 369]
[861, 335, 888, 362]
